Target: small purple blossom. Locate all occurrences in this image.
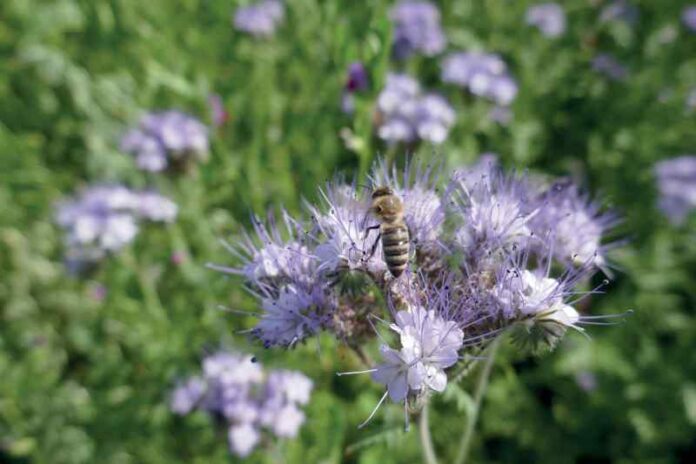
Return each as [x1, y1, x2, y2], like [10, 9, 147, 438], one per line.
[592, 54, 628, 81]
[654, 155, 696, 225]
[441, 52, 518, 106]
[208, 94, 229, 127]
[390, 1, 446, 59]
[576, 371, 598, 392]
[233, 0, 285, 37]
[120, 111, 209, 172]
[529, 180, 618, 270]
[372, 306, 463, 402]
[599, 1, 639, 24]
[56, 185, 177, 262]
[683, 5, 696, 32]
[173, 350, 313, 458]
[342, 62, 369, 115]
[171, 377, 206, 415]
[376, 73, 455, 144]
[526, 3, 566, 38]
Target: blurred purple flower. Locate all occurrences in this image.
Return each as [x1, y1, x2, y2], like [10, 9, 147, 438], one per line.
[441, 51, 518, 105]
[526, 3, 566, 38]
[173, 350, 312, 458]
[575, 371, 598, 392]
[233, 0, 285, 37]
[683, 5, 696, 32]
[341, 62, 369, 115]
[56, 185, 177, 262]
[376, 73, 455, 144]
[208, 94, 229, 127]
[600, 1, 639, 24]
[390, 1, 446, 59]
[654, 155, 696, 225]
[121, 111, 209, 172]
[592, 54, 628, 81]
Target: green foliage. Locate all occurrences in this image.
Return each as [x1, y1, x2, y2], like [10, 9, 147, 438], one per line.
[1, 0, 695, 462]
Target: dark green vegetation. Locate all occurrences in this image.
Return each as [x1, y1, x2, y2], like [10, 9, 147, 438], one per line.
[1, 0, 695, 462]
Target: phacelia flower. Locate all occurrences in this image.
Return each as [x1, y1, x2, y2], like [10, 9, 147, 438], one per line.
[120, 111, 209, 172]
[341, 62, 369, 115]
[390, 1, 446, 59]
[173, 350, 313, 458]
[529, 180, 617, 269]
[233, 0, 285, 37]
[372, 306, 463, 401]
[599, 0, 639, 24]
[683, 5, 696, 32]
[526, 3, 566, 38]
[441, 52, 518, 106]
[654, 155, 696, 225]
[214, 155, 626, 429]
[592, 54, 628, 81]
[376, 73, 455, 144]
[56, 185, 177, 263]
[494, 266, 582, 351]
[449, 169, 535, 263]
[255, 284, 329, 348]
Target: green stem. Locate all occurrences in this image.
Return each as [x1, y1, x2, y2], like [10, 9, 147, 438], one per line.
[419, 399, 438, 464]
[454, 337, 501, 464]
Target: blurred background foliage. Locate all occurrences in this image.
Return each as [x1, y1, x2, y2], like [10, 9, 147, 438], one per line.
[1, 0, 695, 462]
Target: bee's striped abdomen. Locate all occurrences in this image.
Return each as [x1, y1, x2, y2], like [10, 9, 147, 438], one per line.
[381, 223, 410, 277]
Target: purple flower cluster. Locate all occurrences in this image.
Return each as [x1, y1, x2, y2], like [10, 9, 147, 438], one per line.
[56, 185, 177, 262]
[599, 0, 639, 24]
[526, 3, 566, 38]
[120, 111, 209, 172]
[441, 51, 518, 106]
[592, 54, 628, 81]
[390, 1, 446, 59]
[233, 0, 285, 37]
[171, 350, 312, 458]
[683, 6, 696, 32]
[214, 157, 622, 425]
[654, 155, 696, 225]
[375, 73, 455, 144]
[341, 62, 369, 115]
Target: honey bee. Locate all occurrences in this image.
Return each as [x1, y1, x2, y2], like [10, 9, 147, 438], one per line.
[368, 186, 410, 278]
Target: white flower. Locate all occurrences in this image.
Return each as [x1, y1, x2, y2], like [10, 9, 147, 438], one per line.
[372, 306, 463, 401]
[228, 423, 260, 457]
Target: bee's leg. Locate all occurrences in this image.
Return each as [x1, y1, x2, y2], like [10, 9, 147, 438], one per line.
[363, 232, 382, 262]
[362, 224, 380, 240]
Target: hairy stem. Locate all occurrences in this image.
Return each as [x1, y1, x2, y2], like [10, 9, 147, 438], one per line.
[419, 400, 438, 464]
[454, 337, 501, 464]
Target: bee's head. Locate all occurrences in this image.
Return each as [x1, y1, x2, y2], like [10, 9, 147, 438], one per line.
[371, 187, 403, 222]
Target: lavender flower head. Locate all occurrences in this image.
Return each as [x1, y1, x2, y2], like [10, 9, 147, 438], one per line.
[171, 350, 313, 458]
[592, 54, 628, 81]
[526, 3, 566, 38]
[390, 1, 446, 59]
[215, 156, 625, 427]
[528, 180, 618, 270]
[233, 0, 285, 37]
[56, 185, 177, 262]
[120, 111, 209, 172]
[342, 62, 369, 115]
[376, 73, 455, 144]
[654, 155, 696, 225]
[683, 6, 696, 32]
[599, 0, 639, 24]
[441, 52, 518, 106]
